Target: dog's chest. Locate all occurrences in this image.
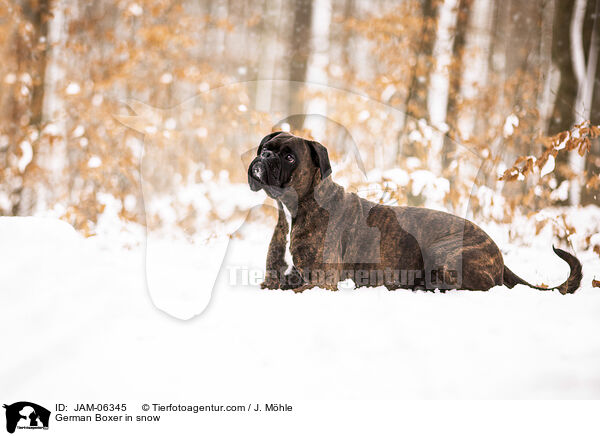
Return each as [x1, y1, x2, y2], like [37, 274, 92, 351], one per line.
[282, 203, 294, 273]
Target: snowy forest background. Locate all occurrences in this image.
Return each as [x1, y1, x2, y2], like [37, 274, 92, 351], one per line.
[4, 0, 600, 405]
[1, 0, 600, 264]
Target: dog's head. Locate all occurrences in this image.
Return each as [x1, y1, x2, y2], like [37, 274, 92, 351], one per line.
[248, 132, 331, 202]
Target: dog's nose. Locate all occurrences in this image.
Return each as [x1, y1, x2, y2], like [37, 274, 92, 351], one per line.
[252, 161, 266, 182]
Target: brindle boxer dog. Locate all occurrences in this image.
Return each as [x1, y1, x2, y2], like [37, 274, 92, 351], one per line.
[248, 131, 582, 293]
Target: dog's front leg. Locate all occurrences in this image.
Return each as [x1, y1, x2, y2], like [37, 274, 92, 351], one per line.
[261, 202, 301, 289]
[291, 238, 342, 292]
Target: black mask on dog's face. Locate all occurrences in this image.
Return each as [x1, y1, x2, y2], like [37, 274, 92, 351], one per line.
[248, 132, 298, 198]
[248, 131, 332, 200]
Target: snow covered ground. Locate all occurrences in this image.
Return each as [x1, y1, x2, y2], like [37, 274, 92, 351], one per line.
[1, 206, 600, 433]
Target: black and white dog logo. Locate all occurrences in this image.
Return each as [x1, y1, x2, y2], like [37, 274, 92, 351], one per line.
[3, 402, 50, 433]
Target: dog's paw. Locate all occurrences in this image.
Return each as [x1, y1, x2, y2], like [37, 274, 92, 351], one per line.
[291, 283, 318, 293]
[260, 280, 281, 290]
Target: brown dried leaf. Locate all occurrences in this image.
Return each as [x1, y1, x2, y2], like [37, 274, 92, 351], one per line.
[515, 156, 527, 166]
[523, 158, 534, 175]
[499, 170, 519, 182]
[579, 137, 591, 156]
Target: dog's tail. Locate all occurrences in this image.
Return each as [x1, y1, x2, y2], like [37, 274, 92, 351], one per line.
[503, 246, 582, 294]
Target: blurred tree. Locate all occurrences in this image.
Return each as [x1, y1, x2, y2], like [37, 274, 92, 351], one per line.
[288, 0, 313, 130]
[0, 0, 597, 239]
[0, 0, 51, 216]
[427, 0, 459, 175]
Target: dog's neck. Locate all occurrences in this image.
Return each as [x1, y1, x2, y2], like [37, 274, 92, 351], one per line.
[284, 176, 344, 224]
[279, 172, 342, 219]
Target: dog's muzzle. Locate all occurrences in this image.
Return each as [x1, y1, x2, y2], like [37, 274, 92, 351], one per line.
[249, 158, 273, 192]
[248, 157, 285, 197]
[249, 156, 281, 184]
[251, 160, 267, 184]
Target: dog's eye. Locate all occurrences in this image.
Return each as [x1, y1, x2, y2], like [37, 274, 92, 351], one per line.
[285, 153, 295, 163]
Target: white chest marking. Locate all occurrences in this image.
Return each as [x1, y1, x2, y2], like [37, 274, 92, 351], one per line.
[282, 203, 294, 274]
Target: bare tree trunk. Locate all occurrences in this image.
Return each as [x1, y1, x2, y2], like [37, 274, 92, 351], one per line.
[304, 0, 332, 139]
[537, 0, 558, 136]
[12, 0, 51, 215]
[40, 0, 67, 201]
[444, 0, 471, 171]
[287, 0, 314, 130]
[396, 0, 437, 162]
[549, 0, 578, 137]
[569, 0, 599, 205]
[457, 0, 494, 141]
[584, 1, 600, 205]
[255, 0, 284, 112]
[427, 0, 459, 175]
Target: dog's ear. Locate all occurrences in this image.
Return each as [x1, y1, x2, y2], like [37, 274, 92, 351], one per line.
[257, 131, 285, 155]
[307, 140, 332, 179]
